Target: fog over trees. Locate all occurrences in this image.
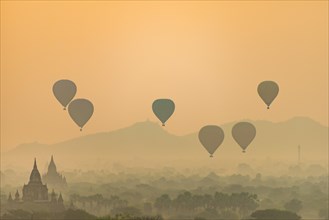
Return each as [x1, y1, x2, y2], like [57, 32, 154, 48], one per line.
[1, 162, 328, 219]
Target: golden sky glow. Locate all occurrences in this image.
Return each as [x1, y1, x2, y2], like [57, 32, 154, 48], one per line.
[1, 1, 328, 151]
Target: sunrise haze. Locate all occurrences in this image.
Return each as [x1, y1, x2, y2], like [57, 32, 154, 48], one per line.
[1, 1, 328, 151]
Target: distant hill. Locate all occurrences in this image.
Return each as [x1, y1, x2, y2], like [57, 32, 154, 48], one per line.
[3, 117, 328, 169]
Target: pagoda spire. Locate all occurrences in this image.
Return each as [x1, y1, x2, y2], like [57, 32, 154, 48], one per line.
[48, 155, 57, 173]
[29, 158, 42, 183]
[33, 158, 37, 169]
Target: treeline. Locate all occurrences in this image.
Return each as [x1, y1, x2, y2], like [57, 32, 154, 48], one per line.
[154, 191, 258, 219]
[70, 194, 128, 215]
[68, 191, 259, 218]
[0, 209, 96, 220]
[0, 209, 163, 220]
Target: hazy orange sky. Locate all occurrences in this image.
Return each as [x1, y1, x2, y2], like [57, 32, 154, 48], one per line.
[1, 1, 328, 151]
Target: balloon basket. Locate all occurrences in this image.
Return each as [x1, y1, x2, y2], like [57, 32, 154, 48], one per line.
[210, 155, 213, 158]
[162, 123, 165, 126]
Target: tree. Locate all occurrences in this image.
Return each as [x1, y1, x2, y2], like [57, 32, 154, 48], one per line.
[214, 192, 230, 210]
[250, 209, 301, 220]
[154, 194, 171, 214]
[64, 209, 97, 220]
[172, 191, 194, 213]
[202, 194, 214, 209]
[230, 192, 259, 217]
[192, 194, 205, 211]
[284, 199, 302, 213]
[111, 206, 142, 216]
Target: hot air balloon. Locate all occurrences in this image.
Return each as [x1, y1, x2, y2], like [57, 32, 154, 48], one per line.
[53, 80, 77, 110]
[231, 122, 256, 153]
[68, 99, 94, 131]
[198, 125, 225, 157]
[152, 99, 175, 126]
[257, 81, 279, 109]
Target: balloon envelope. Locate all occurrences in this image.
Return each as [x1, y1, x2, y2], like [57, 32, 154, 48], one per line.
[231, 122, 256, 153]
[53, 80, 77, 110]
[198, 125, 225, 157]
[68, 99, 94, 131]
[257, 81, 279, 109]
[152, 99, 175, 126]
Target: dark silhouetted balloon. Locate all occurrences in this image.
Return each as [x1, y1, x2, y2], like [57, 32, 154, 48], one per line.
[68, 99, 94, 131]
[152, 99, 175, 126]
[198, 125, 225, 157]
[257, 81, 279, 109]
[232, 122, 256, 153]
[53, 80, 77, 110]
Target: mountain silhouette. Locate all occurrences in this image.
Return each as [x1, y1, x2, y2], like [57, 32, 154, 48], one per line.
[4, 117, 328, 168]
